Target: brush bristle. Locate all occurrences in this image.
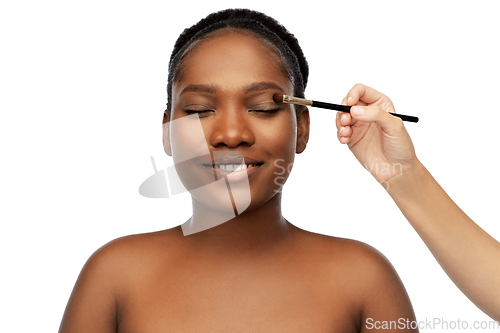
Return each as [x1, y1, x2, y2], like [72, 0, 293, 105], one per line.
[273, 93, 284, 103]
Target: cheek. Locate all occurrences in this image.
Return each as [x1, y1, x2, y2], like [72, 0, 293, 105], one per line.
[263, 114, 297, 154]
[169, 114, 210, 163]
[259, 113, 297, 178]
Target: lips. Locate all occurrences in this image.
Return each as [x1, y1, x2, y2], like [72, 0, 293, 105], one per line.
[200, 152, 263, 168]
[200, 152, 264, 181]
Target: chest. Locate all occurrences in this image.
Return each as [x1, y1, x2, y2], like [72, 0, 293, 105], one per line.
[117, 261, 361, 332]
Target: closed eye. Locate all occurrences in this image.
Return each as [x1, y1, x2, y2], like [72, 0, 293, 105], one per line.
[251, 108, 281, 113]
[184, 109, 213, 114]
[183, 108, 281, 114]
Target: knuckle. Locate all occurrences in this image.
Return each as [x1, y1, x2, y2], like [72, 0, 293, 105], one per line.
[395, 117, 404, 126]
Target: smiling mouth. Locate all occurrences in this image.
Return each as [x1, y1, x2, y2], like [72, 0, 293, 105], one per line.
[201, 162, 264, 181]
[202, 163, 263, 171]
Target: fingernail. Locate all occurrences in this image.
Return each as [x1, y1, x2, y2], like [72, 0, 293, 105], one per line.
[339, 126, 345, 135]
[351, 106, 365, 116]
[347, 96, 352, 104]
[340, 113, 346, 122]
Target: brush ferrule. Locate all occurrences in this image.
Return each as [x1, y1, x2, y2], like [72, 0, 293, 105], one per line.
[283, 95, 313, 106]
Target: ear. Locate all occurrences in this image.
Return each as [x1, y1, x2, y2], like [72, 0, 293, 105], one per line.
[162, 110, 172, 156]
[296, 108, 310, 154]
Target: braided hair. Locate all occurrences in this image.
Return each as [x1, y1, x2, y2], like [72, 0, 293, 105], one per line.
[165, 8, 309, 120]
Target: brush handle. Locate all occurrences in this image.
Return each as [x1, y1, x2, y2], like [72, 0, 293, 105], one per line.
[389, 113, 419, 123]
[312, 100, 351, 112]
[311, 100, 419, 123]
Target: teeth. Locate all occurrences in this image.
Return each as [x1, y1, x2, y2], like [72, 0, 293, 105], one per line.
[213, 164, 259, 170]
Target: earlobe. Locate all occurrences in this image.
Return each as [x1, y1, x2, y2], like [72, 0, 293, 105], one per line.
[162, 111, 172, 156]
[296, 108, 310, 154]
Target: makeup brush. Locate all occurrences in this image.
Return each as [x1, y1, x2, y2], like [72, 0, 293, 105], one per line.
[273, 94, 419, 123]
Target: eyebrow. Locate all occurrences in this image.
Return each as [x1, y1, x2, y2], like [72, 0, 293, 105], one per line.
[179, 84, 217, 96]
[179, 82, 285, 96]
[244, 82, 285, 94]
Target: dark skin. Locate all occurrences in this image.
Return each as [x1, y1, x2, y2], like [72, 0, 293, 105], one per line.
[59, 30, 418, 332]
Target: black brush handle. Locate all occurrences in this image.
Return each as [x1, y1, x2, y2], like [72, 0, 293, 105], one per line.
[311, 100, 419, 123]
[390, 113, 419, 123]
[312, 100, 351, 112]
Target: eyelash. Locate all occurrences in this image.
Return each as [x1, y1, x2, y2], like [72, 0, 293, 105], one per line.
[184, 108, 281, 114]
[253, 108, 280, 114]
[184, 110, 212, 114]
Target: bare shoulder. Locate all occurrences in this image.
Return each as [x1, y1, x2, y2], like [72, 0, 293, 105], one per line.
[293, 229, 417, 331]
[59, 226, 184, 333]
[296, 229, 397, 274]
[94, 226, 184, 259]
[87, 226, 185, 280]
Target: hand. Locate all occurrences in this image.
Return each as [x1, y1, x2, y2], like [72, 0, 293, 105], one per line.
[336, 84, 418, 189]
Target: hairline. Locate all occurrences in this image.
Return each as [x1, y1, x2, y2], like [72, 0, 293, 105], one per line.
[172, 27, 294, 89]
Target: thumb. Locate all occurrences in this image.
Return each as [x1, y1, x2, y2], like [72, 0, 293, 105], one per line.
[350, 105, 403, 136]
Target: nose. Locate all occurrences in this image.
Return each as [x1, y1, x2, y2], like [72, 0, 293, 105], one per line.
[208, 107, 255, 148]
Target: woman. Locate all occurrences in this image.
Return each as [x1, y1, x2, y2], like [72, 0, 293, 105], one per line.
[59, 9, 418, 332]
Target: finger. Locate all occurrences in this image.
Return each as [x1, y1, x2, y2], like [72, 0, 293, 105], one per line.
[338, 124, 352, 138]
[338, 98, 347, 128]
[338, 132, 350, 144]
[350, 105, 404, 136]
[337, 103, 352, 144]
[337, 127, 349, 144]
[336, 97, 348, 129]
[336, 111, 351, 129]
[340, 97, 352, 124]
[337, 109, 351, 135]
[346, 83, 385, 107]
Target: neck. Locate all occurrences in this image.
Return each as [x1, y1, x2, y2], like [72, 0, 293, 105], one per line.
[182, 190, 295, 256]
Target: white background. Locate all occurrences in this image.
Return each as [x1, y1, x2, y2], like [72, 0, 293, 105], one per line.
[1, 0, 499, 332]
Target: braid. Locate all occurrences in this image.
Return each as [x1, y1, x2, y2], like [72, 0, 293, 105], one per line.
[166, 8, 309, 116]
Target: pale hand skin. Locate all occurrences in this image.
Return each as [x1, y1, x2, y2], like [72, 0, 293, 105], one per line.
[336, 83, 500, 320]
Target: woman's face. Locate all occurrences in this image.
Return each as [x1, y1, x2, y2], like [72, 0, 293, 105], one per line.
[163, 30, 309, 214]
